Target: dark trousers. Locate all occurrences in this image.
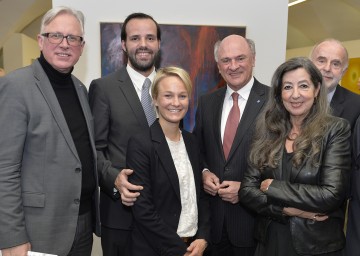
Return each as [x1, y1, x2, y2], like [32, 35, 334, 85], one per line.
[101, 225, 131, 256]
[68, 211, 93, 256]
[206, 223, 256, 256]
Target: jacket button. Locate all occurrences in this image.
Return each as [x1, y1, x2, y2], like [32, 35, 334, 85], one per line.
[75, 168, 81, 173]
[74, 199, 80, 204]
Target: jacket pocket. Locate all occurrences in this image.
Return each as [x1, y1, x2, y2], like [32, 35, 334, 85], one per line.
[22, 192, 45, 208]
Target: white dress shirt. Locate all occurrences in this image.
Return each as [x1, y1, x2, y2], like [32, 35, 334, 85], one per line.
[126, 65, 156, 100]
[220, 77, 254, 143]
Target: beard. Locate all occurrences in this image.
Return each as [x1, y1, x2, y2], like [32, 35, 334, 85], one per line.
[126, 46, 160, 72]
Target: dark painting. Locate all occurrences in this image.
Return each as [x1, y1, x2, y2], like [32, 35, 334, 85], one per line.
[101, 23, 246, 131]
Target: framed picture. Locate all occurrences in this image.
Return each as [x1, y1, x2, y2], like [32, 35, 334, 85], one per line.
[342, 57, 360, 95]
[101, 23, 246, 130]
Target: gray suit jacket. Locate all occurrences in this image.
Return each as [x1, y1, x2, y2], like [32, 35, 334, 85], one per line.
[0, 60, 100, 256]
[89, 67, 149, 229]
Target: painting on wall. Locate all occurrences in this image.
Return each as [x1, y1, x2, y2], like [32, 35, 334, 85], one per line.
[342, 57, 360, 95]
[100, 22, 246, 131]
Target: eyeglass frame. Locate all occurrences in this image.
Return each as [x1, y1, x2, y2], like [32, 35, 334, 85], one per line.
[41, 32, 84, 46]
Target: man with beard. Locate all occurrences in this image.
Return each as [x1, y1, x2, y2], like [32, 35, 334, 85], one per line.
[89, 12, 161, 256]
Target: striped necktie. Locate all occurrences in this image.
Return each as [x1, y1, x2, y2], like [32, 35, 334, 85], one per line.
[141, 78, 157, 126]
[223, 92, 240, 160]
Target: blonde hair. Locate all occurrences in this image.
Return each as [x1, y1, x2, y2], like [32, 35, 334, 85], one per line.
[151, 66, 192, 100]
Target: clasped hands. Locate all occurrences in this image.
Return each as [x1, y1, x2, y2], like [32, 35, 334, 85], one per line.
[202, 170, 240, 204]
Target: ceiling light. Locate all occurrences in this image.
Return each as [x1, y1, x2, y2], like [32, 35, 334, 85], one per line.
[288, 0, 307, 7]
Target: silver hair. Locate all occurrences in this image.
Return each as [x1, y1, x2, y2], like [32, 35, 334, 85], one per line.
[309, 38, 349, 70]
[40, 6, 85, 35]
[214, 40, 221, 62]
[214, 37, 256, 62]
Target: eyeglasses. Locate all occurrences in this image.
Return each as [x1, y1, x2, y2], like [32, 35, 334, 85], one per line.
[41, 33, 84, 46]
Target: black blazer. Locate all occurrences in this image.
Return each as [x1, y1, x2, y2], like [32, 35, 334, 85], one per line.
[193, 78, 269, 246]
[89, 67, 150, 229]
[346, 119, 360, 256]
[127, 120, 210, 256]
[331, 85, 360, 256]
[330, 85, 360, 130]
[240, 117, 351, 255]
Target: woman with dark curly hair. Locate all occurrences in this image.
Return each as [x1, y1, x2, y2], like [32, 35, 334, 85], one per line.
[240, 57, 351, 256]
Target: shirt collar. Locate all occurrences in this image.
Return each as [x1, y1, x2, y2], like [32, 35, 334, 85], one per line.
[225, 76, 254, 100]
[126, 65, 156, 91]
[327, 86, 336, 103]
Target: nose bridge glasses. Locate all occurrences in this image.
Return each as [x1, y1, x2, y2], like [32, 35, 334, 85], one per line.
[41, 32, 84, 46]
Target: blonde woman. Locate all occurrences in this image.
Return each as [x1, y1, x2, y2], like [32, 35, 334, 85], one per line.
[127, 67, 209, 256]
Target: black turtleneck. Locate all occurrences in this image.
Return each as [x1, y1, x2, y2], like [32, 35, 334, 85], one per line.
[38, 53, 95, 215]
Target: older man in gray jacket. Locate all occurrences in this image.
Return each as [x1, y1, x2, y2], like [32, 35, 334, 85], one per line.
[0, 6, 100, 256]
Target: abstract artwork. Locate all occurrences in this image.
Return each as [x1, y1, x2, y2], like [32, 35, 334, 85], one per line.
[342, 57, 360, 95]
[101, 23, 246, 130]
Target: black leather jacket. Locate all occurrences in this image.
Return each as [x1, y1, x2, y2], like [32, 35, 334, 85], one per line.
[240, 117, 351, 255]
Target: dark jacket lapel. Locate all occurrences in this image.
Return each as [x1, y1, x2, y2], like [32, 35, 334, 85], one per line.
[330, 85, 345, 117]
[151, 121, 181, 201]
[117, 67, 149, 127]
[182, 131, 201, 200]
[227, 79, 267, 161]
[214, 87, 227, 161]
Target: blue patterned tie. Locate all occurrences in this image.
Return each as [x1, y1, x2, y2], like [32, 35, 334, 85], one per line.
[141, 78, 157, 126]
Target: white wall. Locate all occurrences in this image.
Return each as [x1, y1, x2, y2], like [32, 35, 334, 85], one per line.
[286, 39, 360, 60]
[52, 0, 289, 87]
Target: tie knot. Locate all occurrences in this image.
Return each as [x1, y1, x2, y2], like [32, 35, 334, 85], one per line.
[143, 78, 151, 90]
[231, 92, 239, 102]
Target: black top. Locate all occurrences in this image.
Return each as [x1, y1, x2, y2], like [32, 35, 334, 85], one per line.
[39, 53, 95, 215]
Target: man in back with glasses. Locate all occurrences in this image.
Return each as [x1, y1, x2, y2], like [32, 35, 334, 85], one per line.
[0, 6, 100, 256]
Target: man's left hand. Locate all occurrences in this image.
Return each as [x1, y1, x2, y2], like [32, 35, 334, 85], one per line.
[218, 181, 240, 204]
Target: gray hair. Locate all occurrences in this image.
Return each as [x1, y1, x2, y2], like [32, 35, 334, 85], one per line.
[309, 38, 349, 70]
[40, 6, 85, 35]
[214, 37, 256, 62]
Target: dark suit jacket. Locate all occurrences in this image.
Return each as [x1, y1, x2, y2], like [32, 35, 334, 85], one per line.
[346, 117, 360, 256]
[89, 67, 150, 229]
[332, 85, 360, 256]
[0, 60, 100, 256]
[193, 78, 269, 247]
[240, 117, 351, 255]
[127, 120, 210, 256]
[330, 85, 360, 130]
